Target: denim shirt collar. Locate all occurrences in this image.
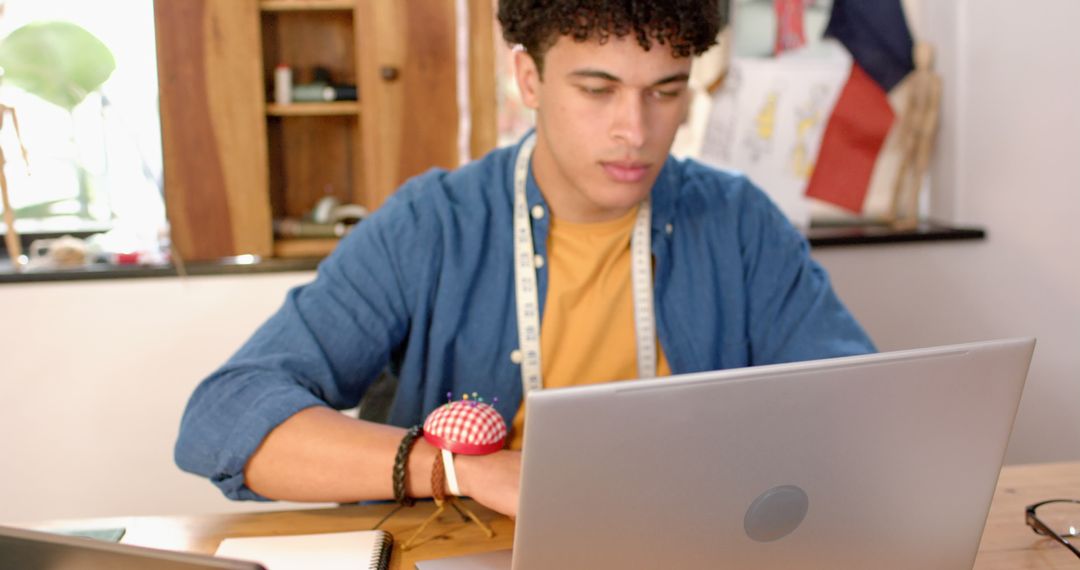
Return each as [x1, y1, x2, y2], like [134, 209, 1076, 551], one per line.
[510, 129, 679, 249]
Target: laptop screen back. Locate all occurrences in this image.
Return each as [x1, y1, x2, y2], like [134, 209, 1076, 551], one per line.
[512, 338, 1034, 569]
[0, 525, 265, 570]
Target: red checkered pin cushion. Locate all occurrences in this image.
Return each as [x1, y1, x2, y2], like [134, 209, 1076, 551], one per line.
[422, 396, 507, 455]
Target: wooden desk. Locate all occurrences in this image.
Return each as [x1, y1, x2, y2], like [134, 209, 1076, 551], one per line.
[973, 462, 1079, 569]
[18, 462, 1080, 569]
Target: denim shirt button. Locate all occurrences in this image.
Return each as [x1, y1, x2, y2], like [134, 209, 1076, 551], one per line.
[533, 255, 544, 268]
[531, 205, 545, 220]
[510, 349, 523, 364]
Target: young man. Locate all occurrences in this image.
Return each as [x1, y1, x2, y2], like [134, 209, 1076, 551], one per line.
[175, 0, 874, 519]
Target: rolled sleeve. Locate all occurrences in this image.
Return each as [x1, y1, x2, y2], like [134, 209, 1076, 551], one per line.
[175, 376, 326, 500]
[174, 176, 438, 499]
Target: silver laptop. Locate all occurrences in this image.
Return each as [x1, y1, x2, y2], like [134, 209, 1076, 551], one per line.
[418, 337, 1035, 569]
[0, 524, 265, 570]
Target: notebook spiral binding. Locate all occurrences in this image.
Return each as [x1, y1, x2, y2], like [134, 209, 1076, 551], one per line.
[371, 530, 394, 570]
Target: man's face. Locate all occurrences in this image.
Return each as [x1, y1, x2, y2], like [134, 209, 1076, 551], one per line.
[515, 34, 693, 223]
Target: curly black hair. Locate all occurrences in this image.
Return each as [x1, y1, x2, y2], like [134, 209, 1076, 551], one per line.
[498, 0, 725, 73]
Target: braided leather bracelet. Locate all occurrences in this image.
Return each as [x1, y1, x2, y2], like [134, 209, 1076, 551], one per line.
[431, 452, 448, 503]
[393, 425, 423, 507]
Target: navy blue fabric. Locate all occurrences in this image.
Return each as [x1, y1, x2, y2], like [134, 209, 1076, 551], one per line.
[174, 133, 876, 501]
[825, 0, 915, 91]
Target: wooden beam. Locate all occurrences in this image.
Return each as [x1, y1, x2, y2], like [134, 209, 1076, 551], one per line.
[155, 0, 273, 261]
[469, 0, 498, 159]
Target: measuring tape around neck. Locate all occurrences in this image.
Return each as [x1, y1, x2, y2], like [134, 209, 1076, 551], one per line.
[512, 134, 658, 396]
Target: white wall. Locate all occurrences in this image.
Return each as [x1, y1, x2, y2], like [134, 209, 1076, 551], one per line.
[815, 0, 1080, 464]
[0, 272, 331, 523]
[2, 0, 1078, 524]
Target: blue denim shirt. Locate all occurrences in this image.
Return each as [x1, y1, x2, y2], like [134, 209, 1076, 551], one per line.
[175, 134, 875, 500]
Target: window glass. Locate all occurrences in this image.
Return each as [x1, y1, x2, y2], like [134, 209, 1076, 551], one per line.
[0, 0, 164, 258]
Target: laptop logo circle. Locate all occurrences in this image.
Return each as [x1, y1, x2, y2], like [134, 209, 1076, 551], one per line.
[743, 485, 810, 542]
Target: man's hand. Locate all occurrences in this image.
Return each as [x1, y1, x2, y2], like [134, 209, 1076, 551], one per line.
[455, 449, 522, 518]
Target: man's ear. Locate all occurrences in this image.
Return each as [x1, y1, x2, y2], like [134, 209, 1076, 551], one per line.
[513, 49, 541, 110]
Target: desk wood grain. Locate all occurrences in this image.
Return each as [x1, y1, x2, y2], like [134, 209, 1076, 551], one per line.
[973, 462, 1080, 569]
[24, 500, 513, 570]
[16, 462, 1080, 569]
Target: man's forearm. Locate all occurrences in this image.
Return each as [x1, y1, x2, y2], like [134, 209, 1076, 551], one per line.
[243, 406, 440, 503]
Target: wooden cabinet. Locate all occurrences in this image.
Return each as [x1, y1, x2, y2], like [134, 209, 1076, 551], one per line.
[154, 0, 496, 261]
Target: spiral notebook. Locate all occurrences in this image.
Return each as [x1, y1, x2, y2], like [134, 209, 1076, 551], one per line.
[215, 529, 393, 570]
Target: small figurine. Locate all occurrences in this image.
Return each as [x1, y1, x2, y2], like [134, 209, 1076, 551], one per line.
[889, 42, 942, 230]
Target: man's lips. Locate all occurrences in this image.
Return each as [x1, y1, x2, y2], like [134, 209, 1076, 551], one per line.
[601, 161, 651, 183]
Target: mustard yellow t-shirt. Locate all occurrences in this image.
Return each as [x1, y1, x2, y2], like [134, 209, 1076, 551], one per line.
[508, 206, 670, 449]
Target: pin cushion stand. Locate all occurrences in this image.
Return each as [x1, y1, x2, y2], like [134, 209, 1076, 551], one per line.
[401, 393, 508, 551]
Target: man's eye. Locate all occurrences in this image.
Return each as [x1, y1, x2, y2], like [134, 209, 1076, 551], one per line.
[651, 88, 683, 99]
[579, 86, 614, 96]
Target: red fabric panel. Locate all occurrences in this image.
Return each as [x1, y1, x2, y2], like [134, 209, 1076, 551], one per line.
[775, 0, 807, 54]
[804, 63, 896, 213]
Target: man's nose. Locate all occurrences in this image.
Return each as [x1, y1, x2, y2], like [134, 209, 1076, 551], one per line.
[610, 91, 646, 148]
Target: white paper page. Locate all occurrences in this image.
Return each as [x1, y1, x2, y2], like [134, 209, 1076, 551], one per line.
[215, 530, 388, 570]
[699, 40, 852, 230]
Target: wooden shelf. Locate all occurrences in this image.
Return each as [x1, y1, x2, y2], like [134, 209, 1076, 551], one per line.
[273, 238, 340, 258]
[266, 102, 360, 117]
[154, 0, 494, 262]
[259, 0, 354, 12]
[807, 221, 986, 248]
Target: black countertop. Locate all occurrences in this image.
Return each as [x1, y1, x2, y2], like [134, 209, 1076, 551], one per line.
[806, 221, 986, 247]
[0, 221, 986, 284]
